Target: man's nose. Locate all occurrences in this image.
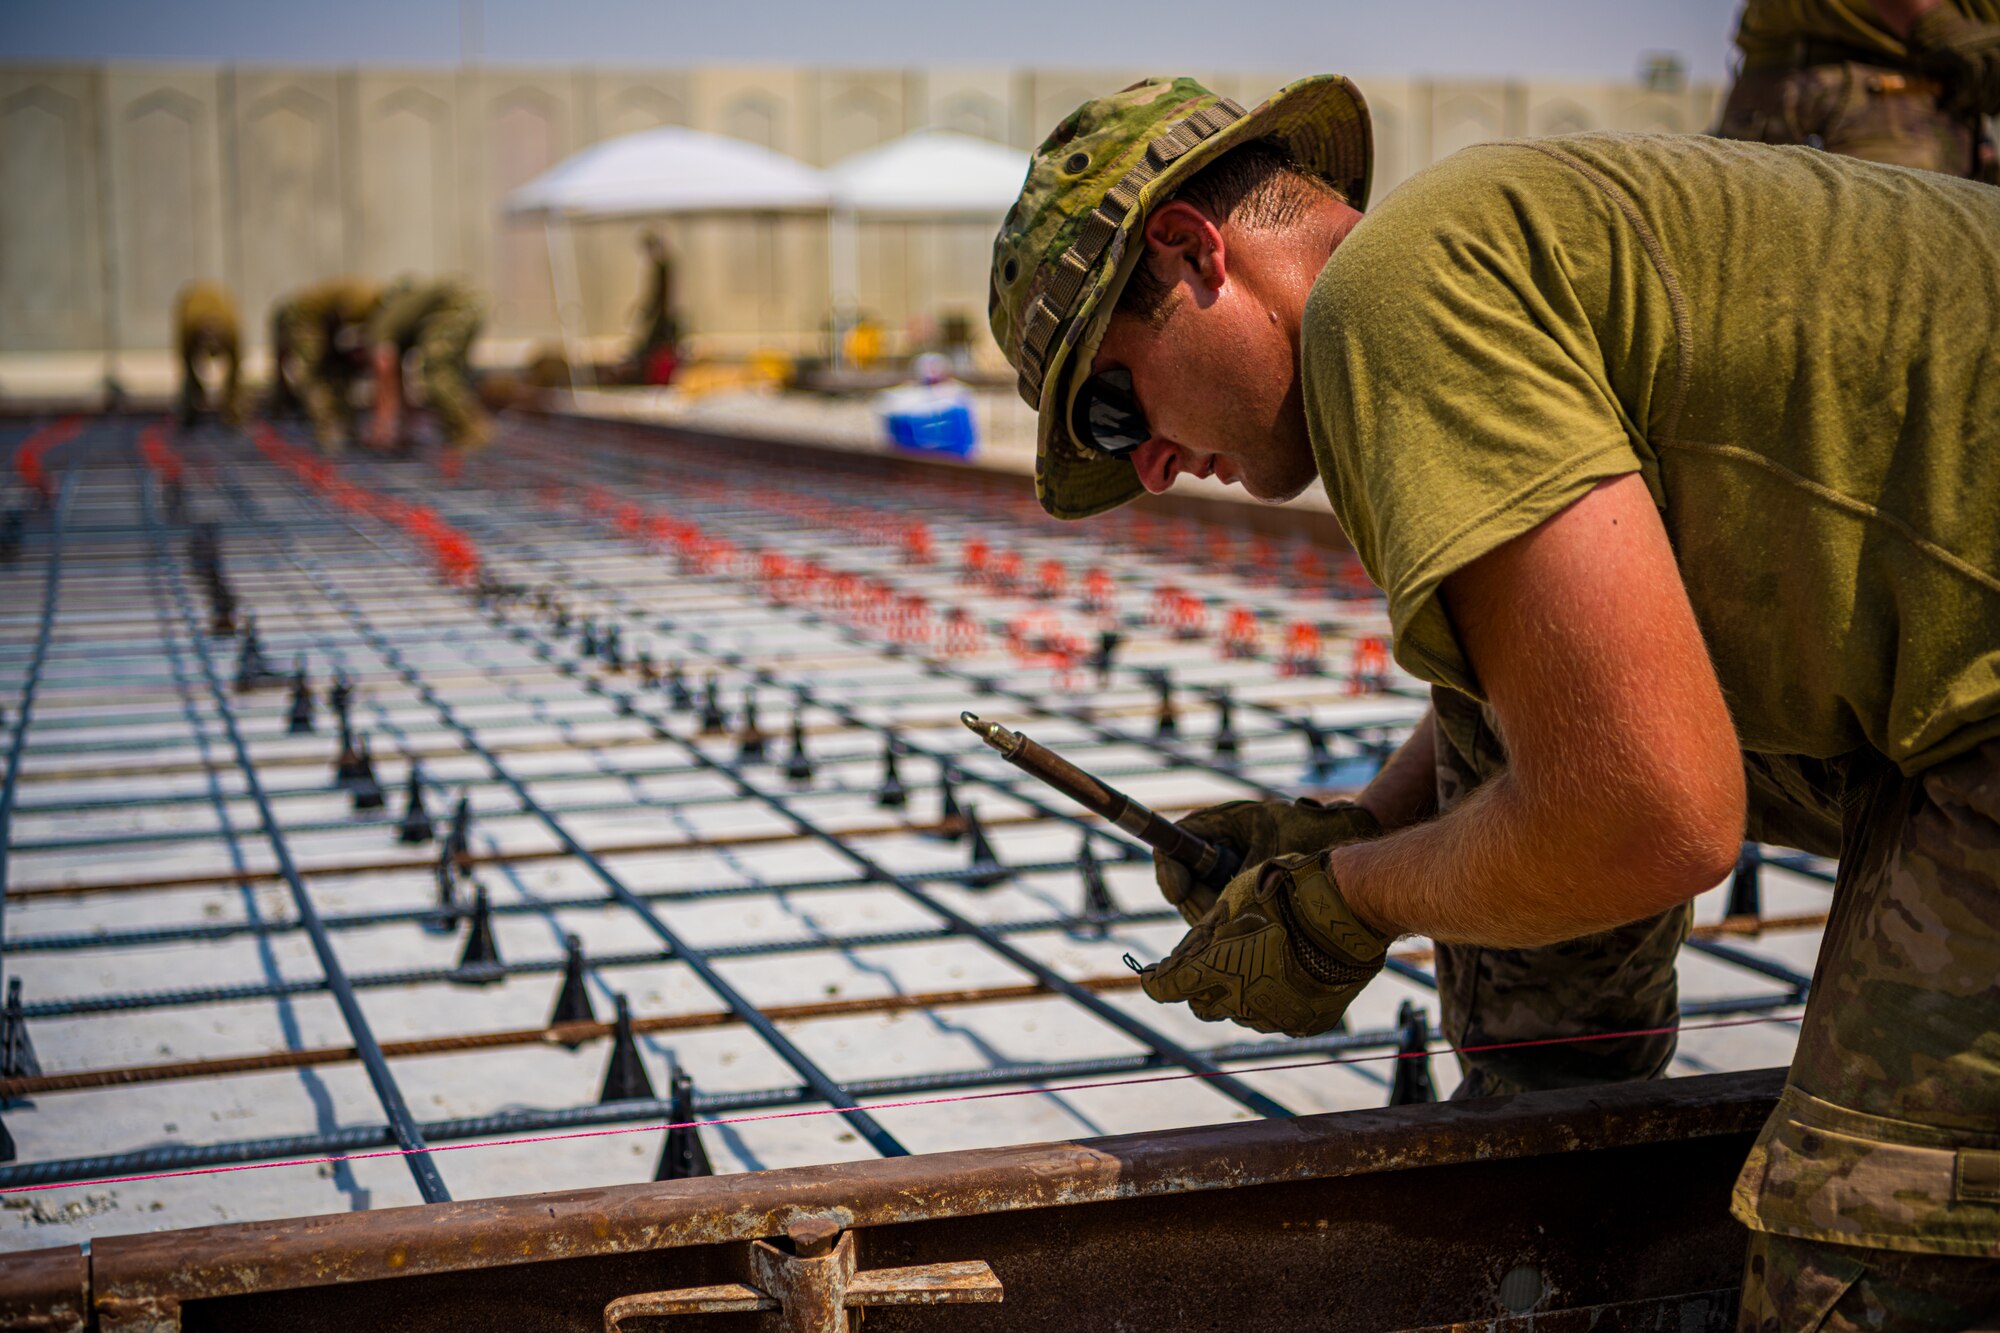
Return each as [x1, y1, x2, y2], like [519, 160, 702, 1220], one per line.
[1132, 438, 1181, 494]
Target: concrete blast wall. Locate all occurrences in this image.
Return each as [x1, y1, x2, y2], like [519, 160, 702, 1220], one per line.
[0, 62, 1720, 385]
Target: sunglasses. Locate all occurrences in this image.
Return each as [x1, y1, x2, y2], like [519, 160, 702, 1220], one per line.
[1070, 367, 1151, 458]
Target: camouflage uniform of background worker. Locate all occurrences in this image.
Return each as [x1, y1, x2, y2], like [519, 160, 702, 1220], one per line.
[1716, 0, 2000, 180]
[991, 78, 1999, 1329]
[366, 276, 489, 453]
[272, 277, 382, 452]
[172, 280, 243, 428]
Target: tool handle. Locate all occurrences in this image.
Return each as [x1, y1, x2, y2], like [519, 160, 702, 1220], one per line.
[1168, 826, 1243, 895]
[963, 712, 1242, 894]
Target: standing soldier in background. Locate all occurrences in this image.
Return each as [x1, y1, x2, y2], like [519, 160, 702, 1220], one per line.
[173, 281, 243, 428]
[1716, 0, 2000, 179]
[366, 276, 489, 454]
[272, 277, 382, 453]
[628, 230, 681, 384]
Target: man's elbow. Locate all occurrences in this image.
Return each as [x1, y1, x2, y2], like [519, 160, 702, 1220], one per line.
[1607, 770, 1746, 911]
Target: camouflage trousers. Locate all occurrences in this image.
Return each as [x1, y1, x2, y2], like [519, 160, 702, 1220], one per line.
[1430, 689, 2000, 1326]
[1740, 1232, 2000, 1333]
[286, 316, 360, 453]
[1714, 61, 1992, 181]
[410, 306, 486, 450]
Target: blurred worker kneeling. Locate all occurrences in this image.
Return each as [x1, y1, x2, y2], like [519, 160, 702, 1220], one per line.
[174, 281, 244, 429]
[367, 276, 490, 454]
[271, 277, 382, 454]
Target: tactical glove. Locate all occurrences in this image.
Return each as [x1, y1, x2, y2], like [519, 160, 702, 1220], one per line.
[1910, 6, 2000, 117]
[1153, 798, 1381, 925]
[1139, 850, 1391, 1037]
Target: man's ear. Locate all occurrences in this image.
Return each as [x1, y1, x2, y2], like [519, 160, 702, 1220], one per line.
[1141, 201, 1228, 296]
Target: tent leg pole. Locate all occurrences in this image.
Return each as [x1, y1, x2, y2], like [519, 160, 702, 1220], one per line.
[544, 219, 593, 396]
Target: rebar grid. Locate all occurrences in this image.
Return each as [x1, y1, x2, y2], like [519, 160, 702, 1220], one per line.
[0, 419, 1830, 1229]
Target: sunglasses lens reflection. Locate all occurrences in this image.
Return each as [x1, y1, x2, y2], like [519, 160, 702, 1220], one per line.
[1073, 368, 1150, 457]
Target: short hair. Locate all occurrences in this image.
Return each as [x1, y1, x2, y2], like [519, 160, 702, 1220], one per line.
[1115, 140, 1344, 327]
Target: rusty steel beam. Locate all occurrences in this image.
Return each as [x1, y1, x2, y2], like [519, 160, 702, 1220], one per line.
[31, 1067, 1785, 1332]
[0, 1244, 85, 1333]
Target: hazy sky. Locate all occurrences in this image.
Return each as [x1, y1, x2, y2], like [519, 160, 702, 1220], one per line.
[5, 1, 1748, 82]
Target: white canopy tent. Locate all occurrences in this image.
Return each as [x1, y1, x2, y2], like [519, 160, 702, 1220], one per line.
[825, 130, 1029, 339]
[503, 126, 834, 383]
[504, 125, 835, 220]
[826, 128, 1029, 219]
[502, 125, 1028, 376]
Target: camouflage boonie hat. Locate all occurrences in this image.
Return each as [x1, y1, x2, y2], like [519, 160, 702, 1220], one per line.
[989, 75, 1372, 519]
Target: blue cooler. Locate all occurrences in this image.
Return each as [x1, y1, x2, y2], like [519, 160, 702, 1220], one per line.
[880, 383, 978, 458]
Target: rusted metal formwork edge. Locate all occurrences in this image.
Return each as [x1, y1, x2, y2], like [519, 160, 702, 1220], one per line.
[0, 1067, 1783, 1332]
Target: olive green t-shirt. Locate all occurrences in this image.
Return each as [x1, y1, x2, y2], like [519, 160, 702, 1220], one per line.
[1302, 133, 2000, 774]
[1735, 0, 2000, 66]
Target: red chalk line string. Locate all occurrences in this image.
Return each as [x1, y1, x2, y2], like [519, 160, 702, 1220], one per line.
[5, 1011, 1802, 1196]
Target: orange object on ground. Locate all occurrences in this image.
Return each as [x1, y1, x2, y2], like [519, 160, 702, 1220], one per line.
[1348, 635, 1390, 695]
[1281, 620, 1324, 676]
[1036, 559, 1067, 601]
[1220, 606, 1259, 658]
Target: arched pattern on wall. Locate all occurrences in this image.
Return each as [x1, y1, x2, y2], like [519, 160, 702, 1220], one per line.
[722, 94, 785, 305]
[1532, 98, 1595, 138]
[369, 87, 454, 279]
[1619, 96, 1686, 133]
[607, 85, 686, 137]
[725, 93, 782, 150]
[1430, 92, 1504, 161]
[825, 85, 896, 160]
[121, 89, 204, 320]
[0, 62, 1731, 359]
[938, 92, 1006, 143]
[1369, 103, 1406, 201]
[241, 85, 340, 313]
[0, 85, 91, 332]
[827, 86, 907, 324]
[492, 86, 564, 326]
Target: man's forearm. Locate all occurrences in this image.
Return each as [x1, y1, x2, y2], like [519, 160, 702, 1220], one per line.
[1331, 763, 1720, 949]
[1354, 713, 1437, 831]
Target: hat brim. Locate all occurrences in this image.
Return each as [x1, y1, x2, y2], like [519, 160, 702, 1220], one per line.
[1032, 74, 1374, 520]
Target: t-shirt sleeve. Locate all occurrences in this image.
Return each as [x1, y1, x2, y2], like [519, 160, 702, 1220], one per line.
[1303, 146, 1652, 698]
